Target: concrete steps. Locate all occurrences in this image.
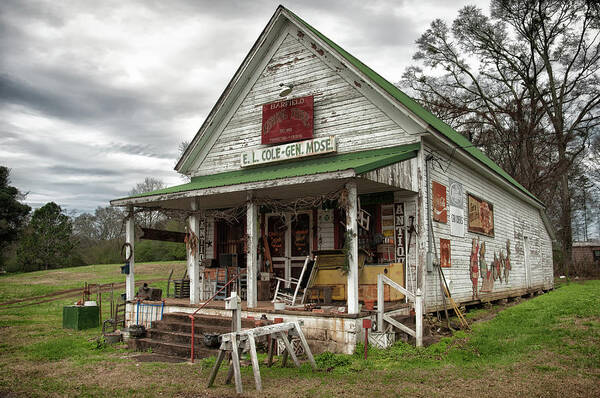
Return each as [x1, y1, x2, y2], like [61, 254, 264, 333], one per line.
[127, 312, 266, 360]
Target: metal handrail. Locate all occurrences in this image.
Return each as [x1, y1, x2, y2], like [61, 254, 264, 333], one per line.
[188, 269, 247, 363]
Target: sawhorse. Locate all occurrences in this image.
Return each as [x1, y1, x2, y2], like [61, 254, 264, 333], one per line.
[207, 321, 316, 394]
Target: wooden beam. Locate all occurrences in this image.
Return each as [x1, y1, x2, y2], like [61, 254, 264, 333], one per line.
[140, 228, 186, 243]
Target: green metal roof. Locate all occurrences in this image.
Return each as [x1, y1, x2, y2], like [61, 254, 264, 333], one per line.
[117, 143, 420, 201]
[283, 7, 542, 206]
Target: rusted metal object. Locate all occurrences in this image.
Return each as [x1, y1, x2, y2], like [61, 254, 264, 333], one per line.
[363, 318, 372, 359]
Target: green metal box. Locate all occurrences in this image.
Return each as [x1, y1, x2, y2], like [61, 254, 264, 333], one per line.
[62, 305, 99, 330]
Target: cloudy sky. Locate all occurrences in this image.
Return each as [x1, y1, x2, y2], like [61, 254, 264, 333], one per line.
[1, 0, 474, 214]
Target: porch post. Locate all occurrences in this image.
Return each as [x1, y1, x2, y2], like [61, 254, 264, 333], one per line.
[346, 180, 359, 314]
[125, 206, 135, 301]
[246, 192, 258, 308]
[188, 199, 201, 304]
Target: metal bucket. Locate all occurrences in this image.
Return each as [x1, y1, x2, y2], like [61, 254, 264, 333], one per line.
[104, 332, 122, 344]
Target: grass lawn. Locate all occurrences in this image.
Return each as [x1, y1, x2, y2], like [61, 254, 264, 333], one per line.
[0, 261, 186, 303]
[0, 265, 599, 397]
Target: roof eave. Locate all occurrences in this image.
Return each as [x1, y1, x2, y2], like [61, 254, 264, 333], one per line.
[175, 6, 288, 173]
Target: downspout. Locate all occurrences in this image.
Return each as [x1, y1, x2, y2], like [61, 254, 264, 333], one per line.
[425, 154, 434, 274]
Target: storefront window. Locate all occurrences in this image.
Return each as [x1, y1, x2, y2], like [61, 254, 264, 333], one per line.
[291, 213, 310, 257]
[267, 216, 286, 258]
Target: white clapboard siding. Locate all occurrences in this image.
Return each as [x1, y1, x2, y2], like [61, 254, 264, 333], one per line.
[193, 31, 414, 176]
[317, 209, 335, 250]
[421, 143, 553, 308]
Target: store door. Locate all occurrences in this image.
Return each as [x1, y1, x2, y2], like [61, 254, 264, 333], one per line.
[266, 212, 312, 287]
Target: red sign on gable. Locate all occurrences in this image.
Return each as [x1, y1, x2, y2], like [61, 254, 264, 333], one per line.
[261, 95, 314, 145]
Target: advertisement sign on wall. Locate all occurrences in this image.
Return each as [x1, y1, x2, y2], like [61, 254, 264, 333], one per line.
[432, 181, 447, 223]
[262, 96, 314, 145]
[440, 238, 451, 268]
[448, 179, 465, 237]
[468, 193, 495, 237]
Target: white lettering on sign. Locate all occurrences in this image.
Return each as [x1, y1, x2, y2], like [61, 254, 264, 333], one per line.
[240, 136, 337, 167]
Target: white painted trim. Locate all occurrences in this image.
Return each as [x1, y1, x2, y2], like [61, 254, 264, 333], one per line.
[188, 200, 201, 304]
[125, 206, 135, 301]
[346, 180, 359, 314]
[188, 25, 292, 174]
[110, 170, 356, 207]
[246, 193, 258, 308]
[177, 10, 289, 173]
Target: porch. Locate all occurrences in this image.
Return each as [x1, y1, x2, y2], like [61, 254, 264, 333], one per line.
[126, 298, 412, 355]
[111, 144, 420, 312]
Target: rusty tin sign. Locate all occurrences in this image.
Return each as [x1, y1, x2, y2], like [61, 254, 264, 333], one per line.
[262, 95, 314, 145]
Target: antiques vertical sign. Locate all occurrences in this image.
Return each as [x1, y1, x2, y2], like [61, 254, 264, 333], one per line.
[262, 96, 314, 145]
[448, 179, 465, 237]
[394, 203, 406, 263]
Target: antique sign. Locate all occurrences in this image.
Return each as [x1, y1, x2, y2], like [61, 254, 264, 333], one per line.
[262, 95, 314, 145]
[394, 203, 405, 262]
[432, 181, 447, 223]
[448, 179, 465, 237]
[241, 136, 336, 167]
[440, 238, 451, 268]
[468, 194, 495, 236]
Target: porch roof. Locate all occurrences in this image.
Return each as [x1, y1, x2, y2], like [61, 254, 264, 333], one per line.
[111, 142, 419, 205]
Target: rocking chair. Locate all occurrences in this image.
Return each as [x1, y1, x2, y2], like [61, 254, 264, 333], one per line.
[272, 256, 314, 306]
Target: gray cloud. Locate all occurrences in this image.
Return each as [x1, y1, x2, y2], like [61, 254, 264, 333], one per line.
[1, 0, 472, 213]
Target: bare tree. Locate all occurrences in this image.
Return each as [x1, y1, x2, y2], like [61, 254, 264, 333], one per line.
[402, 0, 600, 266]
[128, 177, 166, 228]
[177, 140, 191, 182]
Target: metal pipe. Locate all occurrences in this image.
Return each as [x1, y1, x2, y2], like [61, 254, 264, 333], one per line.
[364, 327, 368, 360]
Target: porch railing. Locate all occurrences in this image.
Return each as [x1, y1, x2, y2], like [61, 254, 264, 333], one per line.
[188, 269, 247, 363]
[376, 273, 423, 347]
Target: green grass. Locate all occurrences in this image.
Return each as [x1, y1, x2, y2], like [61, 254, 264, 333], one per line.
[0, 265, 599, 397]
[0, 261, 185, 302]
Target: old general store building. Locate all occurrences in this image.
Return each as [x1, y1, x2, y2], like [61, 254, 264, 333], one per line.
[111, 6, 555, 354]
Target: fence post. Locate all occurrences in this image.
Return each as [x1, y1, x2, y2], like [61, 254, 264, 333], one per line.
[377, 274, 384, 332]
[415, 288, 423, 347]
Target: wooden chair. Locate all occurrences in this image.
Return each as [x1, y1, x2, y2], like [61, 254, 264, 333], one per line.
[272, 256, 312, 306]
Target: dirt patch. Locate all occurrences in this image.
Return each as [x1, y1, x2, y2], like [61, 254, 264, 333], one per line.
[133, 353, 187, 363]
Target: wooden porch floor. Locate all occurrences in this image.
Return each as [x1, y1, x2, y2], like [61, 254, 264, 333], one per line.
[146, 298, 410, 319]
